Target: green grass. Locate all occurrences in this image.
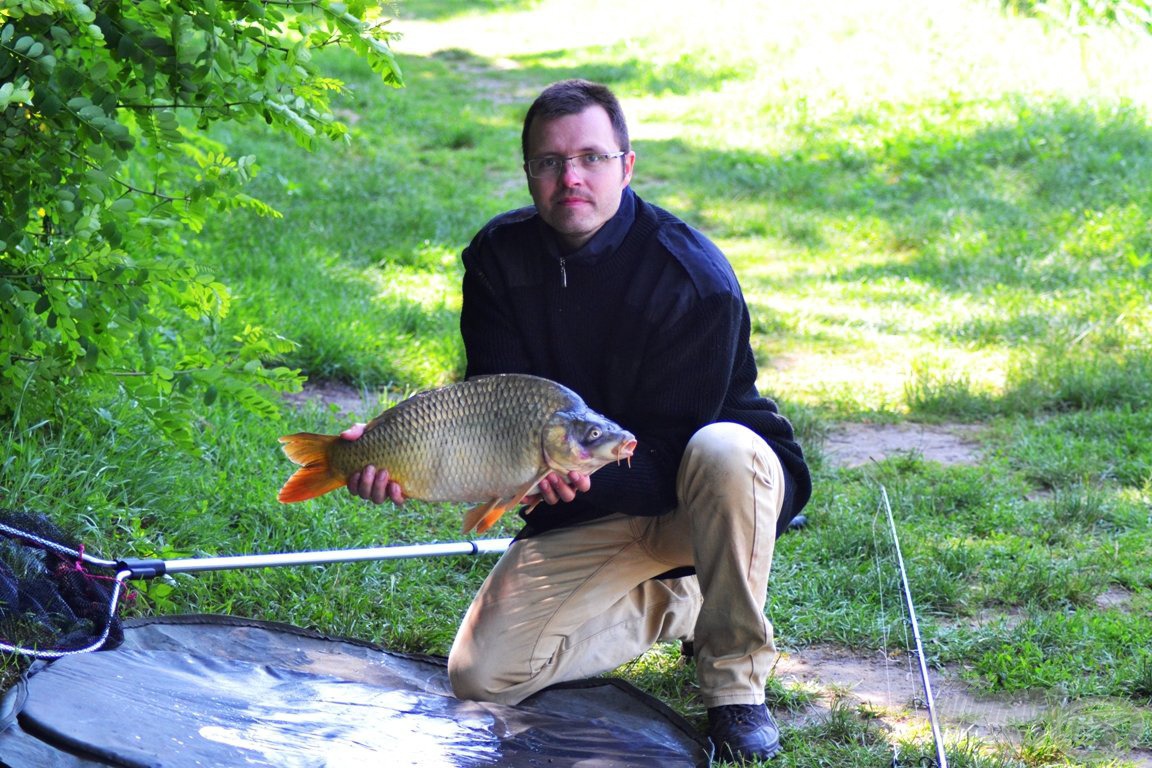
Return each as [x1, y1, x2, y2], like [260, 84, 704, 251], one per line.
[4, 1, 1152, 765]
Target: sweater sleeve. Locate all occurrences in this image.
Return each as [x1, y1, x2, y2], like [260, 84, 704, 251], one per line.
[527, 291, 746, 523]
[459, 233, 533, 379]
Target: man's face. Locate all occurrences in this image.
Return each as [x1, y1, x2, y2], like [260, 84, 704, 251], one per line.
[524, 105, 635, 251]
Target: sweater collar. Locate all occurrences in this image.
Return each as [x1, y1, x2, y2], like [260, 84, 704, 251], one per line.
[540, 186, 637, 265]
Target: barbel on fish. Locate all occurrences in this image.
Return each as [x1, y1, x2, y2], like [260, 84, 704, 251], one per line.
[278, 374, 637, 533]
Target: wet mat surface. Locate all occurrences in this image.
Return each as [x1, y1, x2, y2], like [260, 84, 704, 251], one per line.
[0, 615, 709, 767]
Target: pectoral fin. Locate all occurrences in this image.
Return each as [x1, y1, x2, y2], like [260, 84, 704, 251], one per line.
[461, 476, 545, 534]
[462, 499, 503, 535]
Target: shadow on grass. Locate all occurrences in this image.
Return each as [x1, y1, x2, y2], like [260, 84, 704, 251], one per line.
[646, 103, 1152, 294]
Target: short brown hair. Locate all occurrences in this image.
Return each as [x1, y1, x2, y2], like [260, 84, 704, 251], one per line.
[521, 79, 630, 159]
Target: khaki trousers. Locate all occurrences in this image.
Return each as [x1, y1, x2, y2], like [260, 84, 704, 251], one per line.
[448, 422, 786, 707]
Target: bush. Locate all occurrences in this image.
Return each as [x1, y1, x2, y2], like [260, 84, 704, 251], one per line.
[0, 0, 402, 449]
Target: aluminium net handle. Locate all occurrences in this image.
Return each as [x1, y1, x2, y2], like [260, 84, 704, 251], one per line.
[0, 513, 513, 660]
[120, 538, 515, 579]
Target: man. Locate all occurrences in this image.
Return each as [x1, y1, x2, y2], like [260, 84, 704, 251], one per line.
[346, 79, 811, 762]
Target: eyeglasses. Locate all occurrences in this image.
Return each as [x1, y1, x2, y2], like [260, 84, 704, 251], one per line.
[524, 151, 627, 179]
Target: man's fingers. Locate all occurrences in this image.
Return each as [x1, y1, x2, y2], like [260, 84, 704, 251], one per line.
[346, 465, 372, 499]
[535, 471, 590, 505]
[536, 475, 558, 505]
[552, 476, 577, 504]
[340, 423, 367, 441]
[370, 468, 391, 504]
[347, 464, 405, 506]
[347, 470, 363, 496]
[567, 471, 591, 494]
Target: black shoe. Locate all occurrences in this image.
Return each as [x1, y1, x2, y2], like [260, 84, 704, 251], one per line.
[707, 703, 781, 762]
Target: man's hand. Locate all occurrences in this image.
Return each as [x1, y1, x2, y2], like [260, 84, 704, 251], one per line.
[527, 470, 591, 506]
[341, 423, 405, 505]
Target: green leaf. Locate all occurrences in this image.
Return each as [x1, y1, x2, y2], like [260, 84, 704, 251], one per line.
[36, 91, 62, 116]
[78, 336, 100, 370]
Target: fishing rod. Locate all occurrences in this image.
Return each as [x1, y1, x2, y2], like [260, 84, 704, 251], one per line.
[0, 510, 512, 660]
[878, 485, 949, 768]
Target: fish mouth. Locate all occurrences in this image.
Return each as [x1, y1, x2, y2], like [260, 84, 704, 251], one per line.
[615, 437, 638, 467]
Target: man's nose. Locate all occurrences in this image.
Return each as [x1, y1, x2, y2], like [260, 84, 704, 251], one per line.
[559, 158, 584, 184]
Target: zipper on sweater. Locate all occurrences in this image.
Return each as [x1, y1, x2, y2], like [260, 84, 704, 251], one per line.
[559, 257, 567, 288]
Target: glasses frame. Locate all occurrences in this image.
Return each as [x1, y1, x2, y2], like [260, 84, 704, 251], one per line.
[524, 151, 627, 179]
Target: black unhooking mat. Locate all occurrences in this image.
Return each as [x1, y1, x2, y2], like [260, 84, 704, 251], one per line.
[0, 615, 710, 768]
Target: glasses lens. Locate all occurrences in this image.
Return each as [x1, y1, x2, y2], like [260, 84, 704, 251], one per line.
[581, 154, 616, 169]
[528, 153, 622, 179]
[528, 158, 556, 178]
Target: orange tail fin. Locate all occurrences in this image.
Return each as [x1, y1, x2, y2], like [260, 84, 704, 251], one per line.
[278, 432, 346, 502]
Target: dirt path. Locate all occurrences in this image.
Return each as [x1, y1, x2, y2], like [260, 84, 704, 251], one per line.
[774, 645, 1045, 739]
[774, 644, 1152, 766]
[822, 422, 985, 468]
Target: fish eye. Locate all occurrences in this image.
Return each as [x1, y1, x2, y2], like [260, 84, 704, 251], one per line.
[586, 427, 602, 441]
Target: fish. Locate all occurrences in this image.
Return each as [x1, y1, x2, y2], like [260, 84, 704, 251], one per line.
[277, 374, 637, 534]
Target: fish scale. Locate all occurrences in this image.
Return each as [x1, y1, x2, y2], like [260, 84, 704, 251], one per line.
[278, 374, 637, 533]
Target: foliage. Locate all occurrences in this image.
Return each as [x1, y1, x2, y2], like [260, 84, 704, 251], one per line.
[0, 0, 402, 449]
[1002, 0, 1152, 36]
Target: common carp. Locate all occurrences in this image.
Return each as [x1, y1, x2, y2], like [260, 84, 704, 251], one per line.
[278, 374, 637, 533]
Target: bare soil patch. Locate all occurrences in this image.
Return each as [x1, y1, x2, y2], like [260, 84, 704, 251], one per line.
[282, 381, 386, 421]
[822, 422, 984, 468]
[774, 645, 1152, 766]
[773, 645, 1045, 743]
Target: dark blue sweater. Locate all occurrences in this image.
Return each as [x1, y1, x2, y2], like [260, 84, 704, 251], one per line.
[460, 187, 811, 536]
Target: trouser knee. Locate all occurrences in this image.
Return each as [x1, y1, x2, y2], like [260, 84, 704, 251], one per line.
[448, 653, 491, 701]
[686, 420, 762, 464]
[681, 422, 775, 494]
[448, 651, 528, 705]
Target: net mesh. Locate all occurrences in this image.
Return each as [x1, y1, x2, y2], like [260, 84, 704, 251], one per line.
[0, 510, 124, 658]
